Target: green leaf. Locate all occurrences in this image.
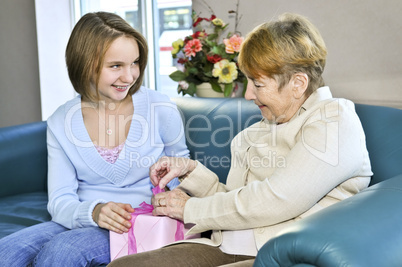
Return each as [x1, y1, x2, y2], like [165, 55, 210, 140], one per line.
[210, 81, 223, 93]
[207, 33, 218, 41]
[203, 63, 213, 74]
[187, 75, 202, 84]
[211, 46, 223, 55]
[188, 67, 198, 75]
[224, 83, 233, 97]
[205, 40, 216, 48]
[169, 70, 186, 82]
[224, 53, 236, 61]
[186, 82, 197, 96]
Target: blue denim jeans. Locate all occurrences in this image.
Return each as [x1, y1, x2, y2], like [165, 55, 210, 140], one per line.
[0, 221, 110, 266]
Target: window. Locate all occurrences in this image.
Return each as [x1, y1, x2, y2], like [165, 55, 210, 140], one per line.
[77, 0, 192, 97]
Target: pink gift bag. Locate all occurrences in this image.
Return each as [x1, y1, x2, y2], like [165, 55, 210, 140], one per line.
[110, 187, 200, 261]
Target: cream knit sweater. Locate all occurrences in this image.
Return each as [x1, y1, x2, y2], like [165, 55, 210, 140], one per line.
[178, 87, 372, 252]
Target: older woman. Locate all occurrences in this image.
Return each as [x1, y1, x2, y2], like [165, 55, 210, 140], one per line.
[108, 13, 372, 267]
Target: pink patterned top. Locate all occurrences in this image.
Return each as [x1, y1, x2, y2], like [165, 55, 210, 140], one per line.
[94, 143, 125, 164]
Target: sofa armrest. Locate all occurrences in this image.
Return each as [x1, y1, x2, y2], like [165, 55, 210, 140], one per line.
[0, 121, 48, 197]
[254, 174, 402, 267]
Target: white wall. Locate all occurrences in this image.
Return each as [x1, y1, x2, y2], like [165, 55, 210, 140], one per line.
[35, 0, 76, 121]
[0, 0, 401, 128]
[193, 0, 402, 108]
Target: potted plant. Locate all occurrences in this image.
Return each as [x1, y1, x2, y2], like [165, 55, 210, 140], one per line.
[169, 1, 247, 97]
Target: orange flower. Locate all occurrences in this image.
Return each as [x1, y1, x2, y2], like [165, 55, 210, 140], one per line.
[184, 39, 202, 57]
[223, 34, 244, 54]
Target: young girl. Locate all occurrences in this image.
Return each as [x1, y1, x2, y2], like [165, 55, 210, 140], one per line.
[0, 12, 189, 266]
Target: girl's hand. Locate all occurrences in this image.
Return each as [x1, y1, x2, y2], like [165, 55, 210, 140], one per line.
[152, 188, 190, 221]
[92, 202, 134, 234]
[149, 156, 197, 189]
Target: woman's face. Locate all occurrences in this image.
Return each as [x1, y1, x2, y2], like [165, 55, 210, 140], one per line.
[96, 36, 140, 103]
[245, 74, 304, 124]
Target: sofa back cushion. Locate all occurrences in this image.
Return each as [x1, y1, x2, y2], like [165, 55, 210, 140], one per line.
[0, 121, 48, 197]
[354, 104, 402, 185]
[173, 97, 262, 183]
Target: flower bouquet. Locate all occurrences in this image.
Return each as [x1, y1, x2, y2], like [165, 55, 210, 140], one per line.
[169, 4, 247, 97]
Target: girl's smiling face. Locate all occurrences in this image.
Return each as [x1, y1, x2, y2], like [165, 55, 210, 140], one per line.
[96, 36, 140, 103]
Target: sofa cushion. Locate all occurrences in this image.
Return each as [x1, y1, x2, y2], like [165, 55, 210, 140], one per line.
[0, 192, 50, 239]
[355, 104, 402, 185]
[0, 121, 48, 198]
[173, 97, 261, 183]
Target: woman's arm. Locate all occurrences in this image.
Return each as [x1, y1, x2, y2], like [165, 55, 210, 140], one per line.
[182, 100, 371, 233]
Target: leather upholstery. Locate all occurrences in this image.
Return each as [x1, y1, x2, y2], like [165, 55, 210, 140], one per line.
[355, 104, 402, 185]
[172, 97, 261, 183]
[0, 121, 47, 198]
[0, 121, 49, 239]
[254, 174, 402, 267]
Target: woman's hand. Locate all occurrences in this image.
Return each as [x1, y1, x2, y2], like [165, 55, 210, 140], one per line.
[152, 188, 190, 221]
[92, 202, 134, 234]
[149, 156, 197, 189]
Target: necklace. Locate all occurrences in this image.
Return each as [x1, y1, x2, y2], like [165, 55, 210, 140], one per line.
[93, 101, 123, 136]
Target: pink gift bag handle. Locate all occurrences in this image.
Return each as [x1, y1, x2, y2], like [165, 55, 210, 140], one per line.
[128, 202, 154, 254]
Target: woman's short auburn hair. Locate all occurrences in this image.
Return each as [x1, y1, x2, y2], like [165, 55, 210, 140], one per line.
[239, 13, 327, 96]
[66, 12, 148, 101]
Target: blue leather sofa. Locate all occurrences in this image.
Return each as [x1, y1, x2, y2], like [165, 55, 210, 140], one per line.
[1, 97, 401, 266]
